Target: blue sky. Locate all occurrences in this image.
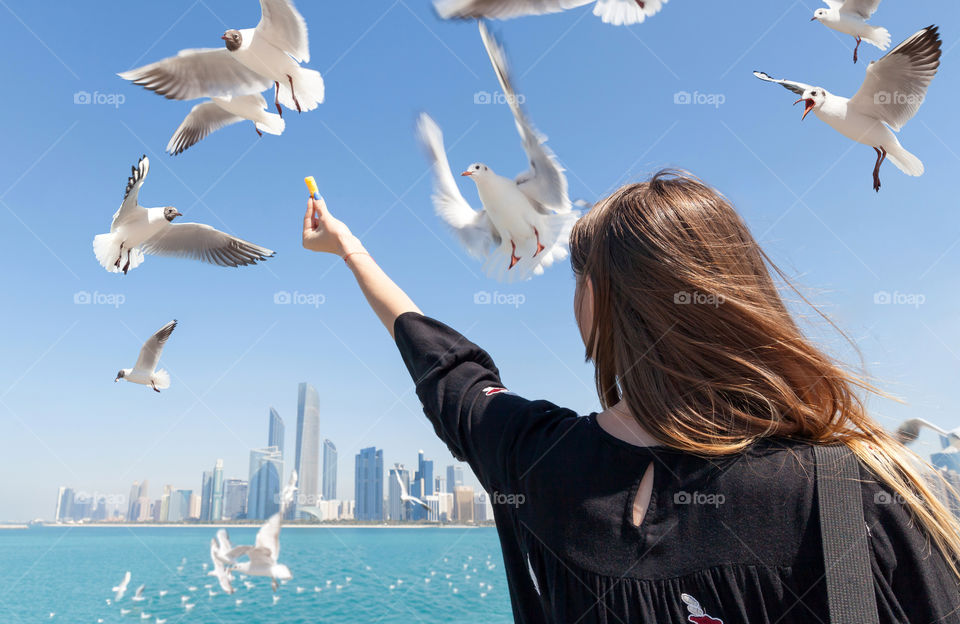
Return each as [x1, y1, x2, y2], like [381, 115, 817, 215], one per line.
[0, 0, 957, 522]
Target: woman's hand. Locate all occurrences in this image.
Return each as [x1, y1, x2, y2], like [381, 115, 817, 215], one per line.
[302, 196, 361, 257]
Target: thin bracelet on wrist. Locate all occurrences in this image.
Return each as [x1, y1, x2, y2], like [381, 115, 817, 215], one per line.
[343, 251, 370, 263]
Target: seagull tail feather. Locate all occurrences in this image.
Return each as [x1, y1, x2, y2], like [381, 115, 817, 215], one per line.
[255, 112, 285, 137]
[152, 369, 171, 390]
[93, 233, 122, 272]
[278, 68, 325, 113]
[886, 146, 924, 177]
[864, 26, 892, 51]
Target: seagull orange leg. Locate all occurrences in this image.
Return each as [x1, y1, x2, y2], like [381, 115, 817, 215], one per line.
[287, 75, 302, 113]
[872, 146, 887, 193]
[533, 228, 546, 257]
[115, 242, 124, 268]
[853, 36, 861, 64]
[274, 81, 282, 117]
[508, 241, 521, 270]
[122, 249, 132, 274]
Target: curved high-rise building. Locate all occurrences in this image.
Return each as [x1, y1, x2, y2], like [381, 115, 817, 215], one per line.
[294, 383, 320, 517]
[268, 408, 285, 458]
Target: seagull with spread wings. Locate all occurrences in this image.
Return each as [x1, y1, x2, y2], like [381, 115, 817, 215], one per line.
[115, 320, 177, 393]
[435, 0, 666, 26]
[226, 514, 293, 591]
[754, 26, 941, 192]
[417, 23, 578, 282]
[811, 0, 890, 63]
[166, 94, 285, 156]
[93, 156, 274, 274]
[119, 0, 323, 117]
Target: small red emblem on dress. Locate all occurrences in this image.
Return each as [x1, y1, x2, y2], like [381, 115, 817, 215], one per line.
[482, 386, 509, 396]
[681, 594, 723, 624]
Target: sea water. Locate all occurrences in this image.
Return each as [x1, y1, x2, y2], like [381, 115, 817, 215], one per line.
[0, 526, 511, 623]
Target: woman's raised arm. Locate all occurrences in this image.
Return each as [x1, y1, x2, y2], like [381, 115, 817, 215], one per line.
[301, 195, 421, 338]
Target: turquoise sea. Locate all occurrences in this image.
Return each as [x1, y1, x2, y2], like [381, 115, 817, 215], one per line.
[0, 526, 511, 623]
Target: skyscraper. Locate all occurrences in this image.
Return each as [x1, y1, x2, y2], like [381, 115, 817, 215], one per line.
[248, 446, 283, 520]
[222, 479, 249, 520]
[454, 486, 475, 523]
[446, 465, 464, 494]
[268, 407, 285, 458]
[411, 451, 434, 521]
[322, 439, 338, 501]
[126, 481, 140, 520]
[293, 383, 320, 517]
[388, 464, 411, 521]
[55, 487, 74, 522]
[200, 471, 213, 521]
[355, 447, 383, 521]
[211, 459, 225, 521]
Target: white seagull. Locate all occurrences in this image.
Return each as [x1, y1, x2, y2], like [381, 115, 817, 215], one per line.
[118, 0, 323, 117]
[281, 470, 298, 515]
[226, 514, 293, 591]
[131, 585, 146, 602]
[811, 0, 890, 63]
[417, 23, 578, 282]
[394, 470, 430, 512]
[93, 156, 274, 274]
[112, 571, 131, 601]
[166, 94, 285, 155]
[115, 320, 177, 393]
[754, 26, 941, 193]
[435, 0, 666, 26]
[208, 531, 237, 594]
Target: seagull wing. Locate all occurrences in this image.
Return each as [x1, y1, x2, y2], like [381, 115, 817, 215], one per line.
[823, 0, 843, 9]
[410, 496, 430, 511]
[479, 22, 571, 214]
[140, 223, 274, 267]
[848, 26, 941, 131]
[394, 470, 408, 498]
[216, 529, 233, 554]
[255, 513, 282, 561]
[166, 101, 245, 156]
[257, 0, 310, 63]
[753, 71, 814, 96]
[434, 0, 592, 19]
[133, 585, 144, 599]
[118, 48, 273, 101]
[135, 320, 177, 374]
[113, 571, 131, 596]
[111, 156, 149, 231]
[838, 0, 881, 19]
[416, 113, 497, 259]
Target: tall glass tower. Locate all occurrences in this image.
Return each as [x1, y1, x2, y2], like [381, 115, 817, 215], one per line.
[412, 451, 434, 521]
[247, 446, 283, 520]
[446, 464, 464, 494]
[355, 447, 383, 521]
[322, 438, 337, 501]
[294, 383, 320, 517]
[268, 408, 285, 458]
[210, 459, 225, 521]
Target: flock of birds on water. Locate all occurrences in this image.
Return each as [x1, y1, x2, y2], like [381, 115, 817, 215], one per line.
[64, 0, 944, 616]
[49, 467, 501, 621]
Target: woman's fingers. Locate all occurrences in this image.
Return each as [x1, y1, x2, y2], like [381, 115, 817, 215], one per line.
[303, 200, 316, 232]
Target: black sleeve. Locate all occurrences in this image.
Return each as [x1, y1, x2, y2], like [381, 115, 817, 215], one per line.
[393, 312, 575, 493]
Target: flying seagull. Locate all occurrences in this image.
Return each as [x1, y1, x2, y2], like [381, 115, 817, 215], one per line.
[131, 585, 146, 602]
[281, 470, 298, 515]
[435, 0, 666, 26]
[118, 0, 323, 117]
[754, 26, 941, 192]
[394, 470, 430, 512]
[166, 94, 285, 155]
[112, 572, 132, 601]
[811, 0, 890, 63]
[115, 320, 177, 393]
[209, 535, 236, 595]
[93, 156, 274, 274]
[226, 514, 293, 591]
[417, 23, 578, 282]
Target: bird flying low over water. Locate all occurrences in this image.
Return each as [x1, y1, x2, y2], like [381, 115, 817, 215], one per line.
[118, 0, 323, 120]
[417, 23, 578, 282]
[93, 156, 274, 273]
[811, 0, 890, 63]
[435, 0, 666, 26]
[112, 571, 131, 601]
[225, 514, 293, 591]
[166, 94, 285, 155]
[754, 26, 941, 193]
[394, 470, 430, 512]
[115, 320, 177, 393]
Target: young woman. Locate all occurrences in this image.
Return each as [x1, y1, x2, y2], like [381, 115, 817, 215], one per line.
[302, 171, 960, 623]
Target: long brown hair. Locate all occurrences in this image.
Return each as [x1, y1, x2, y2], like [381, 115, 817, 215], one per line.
[570, 170, 960, 578]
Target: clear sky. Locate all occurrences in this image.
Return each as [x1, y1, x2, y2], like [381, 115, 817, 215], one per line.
[0, 1, 957, 522]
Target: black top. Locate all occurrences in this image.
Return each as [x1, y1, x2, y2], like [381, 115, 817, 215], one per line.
[394, 312, 960, 624]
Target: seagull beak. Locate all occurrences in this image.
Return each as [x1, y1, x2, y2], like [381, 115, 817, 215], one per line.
[793, 98, 815, 121]
[810, 16, 818, 21]
[461, 170, 473, 177]
[221, 35, 230, 41]
[174, 211, 183, 217]
[114, 376, 120, 383]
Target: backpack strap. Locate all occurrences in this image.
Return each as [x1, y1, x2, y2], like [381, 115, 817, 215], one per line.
[815, 444, 880, 624]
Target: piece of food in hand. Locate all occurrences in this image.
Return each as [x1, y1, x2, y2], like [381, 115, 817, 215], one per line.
[304, 176, 320, 200]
